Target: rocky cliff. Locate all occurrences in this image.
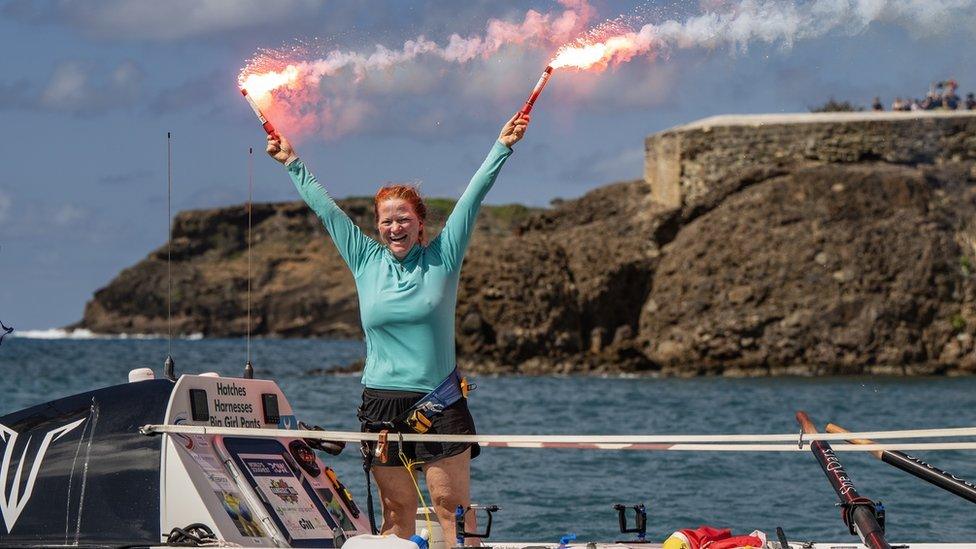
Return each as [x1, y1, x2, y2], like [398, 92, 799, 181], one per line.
[78, 112, 976, 375]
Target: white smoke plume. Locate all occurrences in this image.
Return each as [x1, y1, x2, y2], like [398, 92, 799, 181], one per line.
[549, 0, 976, 69]
[242, 0, 594, 85]
[647, 0, 973, 53]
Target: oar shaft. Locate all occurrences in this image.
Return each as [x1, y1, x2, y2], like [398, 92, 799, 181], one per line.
[883, 451, 976, 504]
[797, 412, 890, 549]
[801, 414, 865, 501]
[852, 511, 890, 549]
[827, 422, 976, 504]
[809, 441, 864, 501]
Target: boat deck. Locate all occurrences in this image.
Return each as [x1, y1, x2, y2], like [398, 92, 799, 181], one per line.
[145, 540, 976, 549]
[485, 541, 976, 549]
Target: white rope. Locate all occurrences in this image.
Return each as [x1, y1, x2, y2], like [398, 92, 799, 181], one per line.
[592, 443, 976, 452]
[140, 424, 976, 451]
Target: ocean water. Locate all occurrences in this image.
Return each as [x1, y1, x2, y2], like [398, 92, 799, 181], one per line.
[2, 336, 974, 543]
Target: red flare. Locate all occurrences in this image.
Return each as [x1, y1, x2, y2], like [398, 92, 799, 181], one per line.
[519, 65, 553, 117]
[240, 87, 278, 138]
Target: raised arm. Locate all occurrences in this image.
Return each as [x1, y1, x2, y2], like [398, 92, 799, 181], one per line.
[267, 134, 378, 275]
[436, 113, 528, 270]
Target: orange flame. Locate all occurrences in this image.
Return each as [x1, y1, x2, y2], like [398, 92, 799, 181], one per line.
[238, 65, 301, 103]
[547, 16, 646, 71]
[549, 33, 641, 70]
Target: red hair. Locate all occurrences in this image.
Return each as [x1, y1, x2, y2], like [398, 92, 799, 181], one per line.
[374, 184, 428, 242]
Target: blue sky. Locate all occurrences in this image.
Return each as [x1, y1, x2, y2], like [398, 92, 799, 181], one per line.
[1, 0, 975, 330]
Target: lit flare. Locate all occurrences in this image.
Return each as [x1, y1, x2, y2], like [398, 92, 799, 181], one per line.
[519, 66, 553, 116]
[237, 65, 301, 101]
[549, 33, 641, 70]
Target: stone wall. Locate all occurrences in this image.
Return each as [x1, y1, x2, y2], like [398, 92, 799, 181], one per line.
[645, 111, 976, 210]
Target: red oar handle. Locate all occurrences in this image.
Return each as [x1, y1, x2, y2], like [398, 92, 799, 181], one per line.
[796, 411, 817, 434]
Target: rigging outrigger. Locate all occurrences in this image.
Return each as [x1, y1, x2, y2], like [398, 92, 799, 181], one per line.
[0, 367, 974, 549]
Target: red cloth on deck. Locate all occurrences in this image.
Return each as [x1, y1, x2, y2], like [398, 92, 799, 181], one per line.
[671, 525, 765, 549]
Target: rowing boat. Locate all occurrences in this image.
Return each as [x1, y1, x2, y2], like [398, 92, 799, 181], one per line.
[0, 370, 972, 548]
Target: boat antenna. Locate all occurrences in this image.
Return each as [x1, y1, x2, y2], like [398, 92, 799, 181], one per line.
[244, 146, 254, 380]
[164, 131, 176, 381]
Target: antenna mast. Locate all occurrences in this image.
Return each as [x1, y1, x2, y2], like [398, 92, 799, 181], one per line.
[244, 147, 254, 380]
[164, 131, 176, 381]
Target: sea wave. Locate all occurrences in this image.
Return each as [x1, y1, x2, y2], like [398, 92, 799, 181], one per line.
[14, 328, 204, 340]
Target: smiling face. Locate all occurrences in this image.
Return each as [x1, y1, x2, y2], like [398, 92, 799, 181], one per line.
[377, 198, 423, 259]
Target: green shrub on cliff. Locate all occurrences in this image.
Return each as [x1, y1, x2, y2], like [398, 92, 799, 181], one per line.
[810, 98, 864, 112]
[951, 313, 967, 333]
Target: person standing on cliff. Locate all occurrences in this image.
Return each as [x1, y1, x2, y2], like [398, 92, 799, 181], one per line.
[266, 112, 529, 543]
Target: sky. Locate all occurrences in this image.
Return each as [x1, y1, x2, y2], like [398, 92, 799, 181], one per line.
[1, 0, 976, 331]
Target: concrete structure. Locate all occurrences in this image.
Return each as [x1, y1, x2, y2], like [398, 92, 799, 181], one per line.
[644, 111, 976, 209]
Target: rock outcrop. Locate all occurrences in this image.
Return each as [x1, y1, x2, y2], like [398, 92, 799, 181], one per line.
[77, 198, 536, 339]
[77, 112, 976, 375]
[640, 111, 976, 375]
[642, 162, 976, 376]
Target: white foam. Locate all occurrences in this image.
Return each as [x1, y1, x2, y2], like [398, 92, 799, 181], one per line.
[13, 329, 204, 341]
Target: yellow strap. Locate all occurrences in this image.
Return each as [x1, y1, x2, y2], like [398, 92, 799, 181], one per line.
[397, 433, 433, 540]
[408, 410, 433, 433]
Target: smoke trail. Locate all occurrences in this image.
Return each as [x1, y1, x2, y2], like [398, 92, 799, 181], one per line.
[241, 0, 976, 138]
[243, 0, 594, 79]
[239, 0, 595, 138]
[553, 0, 976, 69]
[656, 0, 971, 50]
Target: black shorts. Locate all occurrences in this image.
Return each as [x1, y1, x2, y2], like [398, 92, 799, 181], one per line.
[359, 387, 480, 467]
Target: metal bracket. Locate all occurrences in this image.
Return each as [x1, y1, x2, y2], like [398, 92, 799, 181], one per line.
[454, 504, 499, 548]
[613, 503, 648, 543]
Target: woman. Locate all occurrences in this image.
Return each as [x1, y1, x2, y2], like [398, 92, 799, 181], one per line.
[267, 112, 529, 542]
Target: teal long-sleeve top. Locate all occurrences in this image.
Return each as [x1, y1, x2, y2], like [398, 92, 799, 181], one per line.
[286, 140, 513, 392]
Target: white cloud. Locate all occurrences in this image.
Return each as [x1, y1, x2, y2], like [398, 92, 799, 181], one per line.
[559, 147, 645, 185]
[53, 204, 87, 226]
[43, 0, 323, 41]
[36, 60, 143, 113]
[39, 62, 88, 109]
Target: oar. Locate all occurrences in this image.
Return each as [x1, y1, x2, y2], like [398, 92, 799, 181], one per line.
[775, 526, 791, 549]
[796, 411, 891, 549]
[827, 422, 976, 504]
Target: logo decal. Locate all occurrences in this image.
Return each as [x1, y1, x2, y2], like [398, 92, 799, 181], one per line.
[268, 479, 299, 503]
[0, 418, 86, 532]
[0, 320, 11, 346]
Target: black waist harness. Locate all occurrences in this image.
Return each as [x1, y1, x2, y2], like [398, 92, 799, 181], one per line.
[359, 367, 472, 433]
